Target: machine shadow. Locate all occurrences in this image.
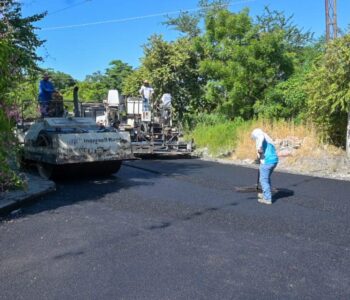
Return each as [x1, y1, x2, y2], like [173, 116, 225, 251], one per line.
[135, 153, 195, 160]
[2, 158, 205, 220]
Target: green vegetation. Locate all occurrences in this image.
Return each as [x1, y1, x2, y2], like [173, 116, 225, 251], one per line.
[188, 116, 244, 155]
[306, 34, 350, 146]
[78, 60, 133, 102]
[0, 0, 45, 191]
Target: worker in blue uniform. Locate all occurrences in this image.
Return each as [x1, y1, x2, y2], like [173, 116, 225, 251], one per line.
[38, 73, 56, 117]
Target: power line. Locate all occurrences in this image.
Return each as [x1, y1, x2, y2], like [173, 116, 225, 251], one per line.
[48, 0, 93, 16]
[40, 0, 256, 31]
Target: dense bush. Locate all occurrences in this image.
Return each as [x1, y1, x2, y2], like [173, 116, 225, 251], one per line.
[0, 0, 45, 191]
[306, 34, 350, 147]
[0, 109, 23, 192]
[188, 116, 244, 155]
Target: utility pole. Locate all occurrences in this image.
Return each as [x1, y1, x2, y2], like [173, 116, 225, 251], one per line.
[325, 0, 337, 41]
[325, 1, 350, 157]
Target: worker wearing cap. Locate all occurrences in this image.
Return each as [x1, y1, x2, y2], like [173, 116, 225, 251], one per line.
[251, 128, 279, 205]
[38, 73, 56, 117]
[139, 80, 154, 111]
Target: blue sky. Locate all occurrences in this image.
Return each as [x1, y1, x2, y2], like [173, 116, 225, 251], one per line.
[21, 0, 350, 80]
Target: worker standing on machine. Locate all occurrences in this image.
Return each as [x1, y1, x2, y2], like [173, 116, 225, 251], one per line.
[160, 93, 172, 125]
[38, 73, 57, 117]
[139, 80, 154, 111]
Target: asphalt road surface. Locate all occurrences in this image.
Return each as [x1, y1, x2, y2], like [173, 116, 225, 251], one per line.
[1, 158, 350, 299]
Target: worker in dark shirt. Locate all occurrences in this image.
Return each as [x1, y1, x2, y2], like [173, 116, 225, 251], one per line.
[38, 73, 55, 117]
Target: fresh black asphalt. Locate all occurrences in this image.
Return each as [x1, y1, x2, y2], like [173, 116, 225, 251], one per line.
[0, 158, 349, 299]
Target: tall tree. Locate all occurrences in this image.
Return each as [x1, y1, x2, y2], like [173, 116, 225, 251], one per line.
[163, 0, 230, 38]
[200, 8, 295, 119]
[45, 69, 76, 91]
[80, 60, 133, 101]
[254, 41, 322, 120]
[0, 0, 45, 90]
[256, 6, 313, 50]
[140, 34, 204, 120]
[163, 11, 201, 38]
[75, 81, 107, 102]
[85, 71, 105, 83]
[122, 67, 149, 97]
[307, 34, 350, 154]
[0, 0, 45, 191]
[104, 60, 133, 91]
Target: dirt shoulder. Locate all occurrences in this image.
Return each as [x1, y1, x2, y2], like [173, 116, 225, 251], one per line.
[198, 152, 350, 182]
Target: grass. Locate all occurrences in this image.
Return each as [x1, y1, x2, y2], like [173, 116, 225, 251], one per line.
[233, 119, 321, 162]
[188, 117, 328, 162]
[187, 118, 243, 156]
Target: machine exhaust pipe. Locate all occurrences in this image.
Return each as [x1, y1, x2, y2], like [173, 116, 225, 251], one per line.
[73, 86, 80, 117]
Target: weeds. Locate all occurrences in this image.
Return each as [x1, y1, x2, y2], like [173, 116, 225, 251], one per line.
[188, 116, 331, 162]
[186, 115, 244, 156]
[0, 104, 25, 193]
[233, 119, 320, 161]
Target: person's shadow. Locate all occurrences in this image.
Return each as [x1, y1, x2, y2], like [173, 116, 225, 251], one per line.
[273, 188, 294, 203]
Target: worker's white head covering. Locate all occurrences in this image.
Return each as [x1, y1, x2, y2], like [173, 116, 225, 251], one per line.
[251, 128, 273, 149]
[251, 128, 273, 143]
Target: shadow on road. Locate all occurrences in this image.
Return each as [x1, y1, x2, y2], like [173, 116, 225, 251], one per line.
[1, 158, 205, 221]
[273, 188, 294, 203]
[144, 201, 239, 232]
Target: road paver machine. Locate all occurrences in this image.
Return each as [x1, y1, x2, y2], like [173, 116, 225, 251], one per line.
[16, 89, 134, 179]
[81, 90, 194, 156]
